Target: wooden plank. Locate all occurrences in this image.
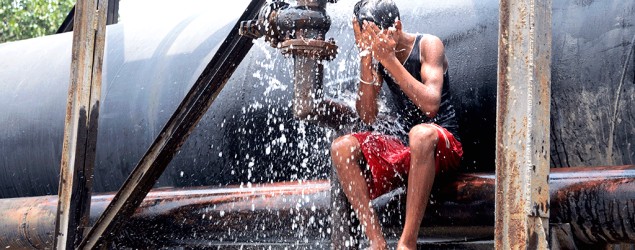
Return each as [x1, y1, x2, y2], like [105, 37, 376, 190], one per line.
[54, 0, 108, 249]
[77, 0, 267, 248]
[495, 0, 552, 249]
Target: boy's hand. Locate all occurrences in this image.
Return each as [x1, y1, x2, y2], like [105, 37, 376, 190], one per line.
[353, 18, 372, 55]
[364, 22, 397, 63]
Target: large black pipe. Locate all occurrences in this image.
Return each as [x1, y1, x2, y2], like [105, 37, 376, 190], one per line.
[0, 0, 633, 199]
[0, 166, 632, 248]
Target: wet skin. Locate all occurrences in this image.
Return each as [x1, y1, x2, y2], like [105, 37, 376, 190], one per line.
[331, 18, 447, 250]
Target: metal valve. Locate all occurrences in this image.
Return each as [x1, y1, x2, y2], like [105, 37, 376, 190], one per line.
[239, 0, 339, 120]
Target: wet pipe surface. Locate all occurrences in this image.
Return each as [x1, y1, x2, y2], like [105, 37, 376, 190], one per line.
[0, 165, 632, 248]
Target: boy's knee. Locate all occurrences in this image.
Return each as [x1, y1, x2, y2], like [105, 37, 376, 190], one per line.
[408, 124, 438, 149]
[330, 135, 361, 159]
[331, 135, 361, 159]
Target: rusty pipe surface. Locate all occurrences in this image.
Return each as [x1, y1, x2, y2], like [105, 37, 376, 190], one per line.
[278, 0, 336, 121]
[293, 55, 324, 120]
[0, 181, 331, 248]
[424, 166, 635, 246]
[549, 166, 635, 245]
[0, 166, 633, 248]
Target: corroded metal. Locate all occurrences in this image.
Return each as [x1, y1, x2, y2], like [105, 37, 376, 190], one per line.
[292, 53, 324, 120]
[496, 0, 552, 248]
[238, 1, 290, 46]
[376, 166, 635, 247]
[1, 166, 632, 248]
[0, 181, 331, 249]
[55, 0, 108, 248]
[550, 223, 577, 250]
[550, 166, 635, 245]
[280, 39, 338, 61]
[238, 0, 340, 120]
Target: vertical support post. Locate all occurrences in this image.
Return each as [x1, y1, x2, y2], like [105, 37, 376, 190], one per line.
[495, 0, 551, 249]
[54, 0, 108, 249]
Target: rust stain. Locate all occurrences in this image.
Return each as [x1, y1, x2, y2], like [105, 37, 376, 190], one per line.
[496, 0, 554, 248]
[1, 167, 633, 247]
[495, 0, 510, 245]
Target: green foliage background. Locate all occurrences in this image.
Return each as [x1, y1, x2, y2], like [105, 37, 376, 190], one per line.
[0, 0, 74, 43]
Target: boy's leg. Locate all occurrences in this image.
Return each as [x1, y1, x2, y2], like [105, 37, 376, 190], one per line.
[398, 124, 439, 250]
[331, 135, 387, 249]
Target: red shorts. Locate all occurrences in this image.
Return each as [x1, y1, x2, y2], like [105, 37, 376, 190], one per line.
[351, 124, 463, 199]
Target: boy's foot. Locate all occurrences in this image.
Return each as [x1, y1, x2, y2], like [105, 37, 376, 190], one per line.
[396, 238, 416, 250]
[368, 239, 389, 250]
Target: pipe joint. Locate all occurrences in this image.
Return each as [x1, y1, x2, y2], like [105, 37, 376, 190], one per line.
[239, 0, 339, 121]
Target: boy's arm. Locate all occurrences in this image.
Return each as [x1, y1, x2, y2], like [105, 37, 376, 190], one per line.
[355, 55, 383, 124]
[366, 23, 444, 118]
[353, 19, 383, 125]
[380, 36, 444, 118]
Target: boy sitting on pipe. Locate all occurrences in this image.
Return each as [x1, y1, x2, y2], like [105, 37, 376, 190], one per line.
[330, 0, 463, 249]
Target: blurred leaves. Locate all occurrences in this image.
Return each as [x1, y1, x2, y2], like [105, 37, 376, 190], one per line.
[0, 0, 74, 43]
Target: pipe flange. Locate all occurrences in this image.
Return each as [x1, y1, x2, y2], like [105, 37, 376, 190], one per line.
[280, 39, 338, 60]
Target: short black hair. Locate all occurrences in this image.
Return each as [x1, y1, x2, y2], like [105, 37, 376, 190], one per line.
[353, 0, 401, 30]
